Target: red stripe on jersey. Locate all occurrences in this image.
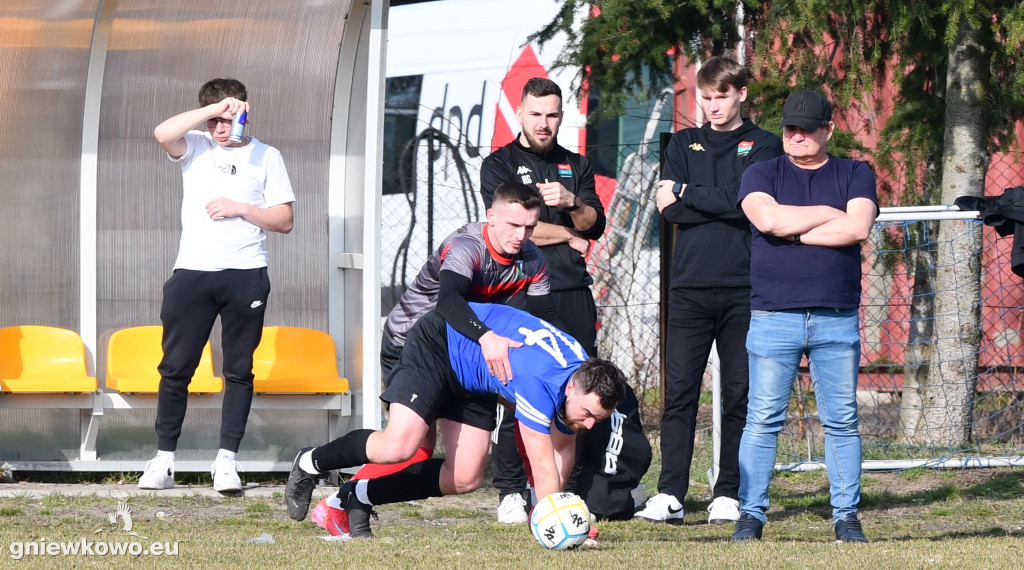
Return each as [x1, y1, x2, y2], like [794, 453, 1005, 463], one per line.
[468, 280, 532, 299]
[439, 242, 454, 262]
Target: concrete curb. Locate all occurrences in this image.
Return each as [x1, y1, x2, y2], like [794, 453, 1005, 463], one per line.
[0, 483, 340, 500]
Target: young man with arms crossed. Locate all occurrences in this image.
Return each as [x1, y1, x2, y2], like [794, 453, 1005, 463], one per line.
[636, 55, 782, 525]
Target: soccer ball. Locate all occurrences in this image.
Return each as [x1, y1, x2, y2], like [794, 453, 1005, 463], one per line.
[529, 492, 591, 550]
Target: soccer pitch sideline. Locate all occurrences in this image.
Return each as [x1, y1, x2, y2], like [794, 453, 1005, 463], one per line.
[0, 467, 1023, 568]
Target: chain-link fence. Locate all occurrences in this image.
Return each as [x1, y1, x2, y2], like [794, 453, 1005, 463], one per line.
[587, 144, 662, 421]
[381, 117, 1024, 465]
[380, 128, 666, 424]
[797, 214, 1024, 467]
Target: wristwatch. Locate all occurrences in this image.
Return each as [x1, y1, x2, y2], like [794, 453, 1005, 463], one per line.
[793, 234, 802, 245]
[672, 182, 683, 199]
[566, 197, 581, 212]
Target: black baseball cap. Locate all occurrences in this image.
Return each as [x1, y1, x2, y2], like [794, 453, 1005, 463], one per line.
[782, 90, 832, 131]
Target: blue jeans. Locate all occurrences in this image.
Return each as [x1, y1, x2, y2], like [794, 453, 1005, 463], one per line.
[738, 308, 862, 524]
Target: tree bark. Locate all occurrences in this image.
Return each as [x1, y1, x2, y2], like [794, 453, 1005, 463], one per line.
[915, 18, 987, 447]
[899, 219, 938, 441]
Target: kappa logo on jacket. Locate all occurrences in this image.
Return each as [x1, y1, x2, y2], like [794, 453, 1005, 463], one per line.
[517, 165, 533, 185]
[689, 143, 705, 152]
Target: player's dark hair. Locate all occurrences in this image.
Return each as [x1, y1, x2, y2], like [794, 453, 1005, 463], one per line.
[199, 78, 247, 106]
[696, 54, 748, 93]
[522, 77, 562, 102]
[492, 181, 543, 211]
[572, 358, 628, 410]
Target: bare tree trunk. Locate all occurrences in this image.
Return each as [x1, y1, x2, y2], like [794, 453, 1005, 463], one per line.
[915, 19, 988, 446]
[897, 60, 948, 442]
[899, 219, 938, 441]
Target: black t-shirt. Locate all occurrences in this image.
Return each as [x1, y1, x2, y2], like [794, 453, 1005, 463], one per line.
[738, 155, 878, 310]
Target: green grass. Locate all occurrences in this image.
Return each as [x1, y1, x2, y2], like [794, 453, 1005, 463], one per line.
[967, 474, 1022, 498]
[936, 470, 958, 482]
[0, 481, 1021, 569]
[897, 467, 927, 481]
[422, 505, 490, 519]
[1, 439, 1023, 567]
[244, 501, 272, 515]
[40, 492, 71, 508]
[101, 472, 139, 485]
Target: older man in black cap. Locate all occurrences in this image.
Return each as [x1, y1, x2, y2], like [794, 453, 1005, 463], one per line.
[730, 89, 878, 543]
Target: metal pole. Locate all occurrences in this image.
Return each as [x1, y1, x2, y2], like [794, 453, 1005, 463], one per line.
[658, 132, 674, 413]
[708, 342, 721, 490]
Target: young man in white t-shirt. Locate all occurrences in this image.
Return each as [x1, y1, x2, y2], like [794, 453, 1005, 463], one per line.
[138, 78, 295, 493]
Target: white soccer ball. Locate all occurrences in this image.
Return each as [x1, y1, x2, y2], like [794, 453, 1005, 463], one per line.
[529, 492, 591, 550]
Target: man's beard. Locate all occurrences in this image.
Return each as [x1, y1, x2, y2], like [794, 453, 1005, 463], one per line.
[524, 129, 555, 154]
[559, 401, 587, 433]
[566, 420, 589, 433]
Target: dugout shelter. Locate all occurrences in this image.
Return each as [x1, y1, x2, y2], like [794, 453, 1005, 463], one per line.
[0, 0, 388, 473]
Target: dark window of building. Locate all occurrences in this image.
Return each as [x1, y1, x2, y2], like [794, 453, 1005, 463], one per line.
[383, 75, 423, 195]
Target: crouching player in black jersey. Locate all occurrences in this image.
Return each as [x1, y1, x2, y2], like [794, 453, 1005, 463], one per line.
[284, 303, 628, 538]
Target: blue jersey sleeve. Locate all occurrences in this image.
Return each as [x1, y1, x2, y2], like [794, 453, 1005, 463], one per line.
[446, 303, 586, 434]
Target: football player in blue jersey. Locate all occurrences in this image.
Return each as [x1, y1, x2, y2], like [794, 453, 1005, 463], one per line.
[284, 302, 627, 538]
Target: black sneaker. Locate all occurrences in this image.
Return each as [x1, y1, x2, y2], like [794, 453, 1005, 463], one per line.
[730, 512, 764, 542]
[285, 447, 317, 521]
[834, 513, 869, 543]
[338, 480, 377, 539]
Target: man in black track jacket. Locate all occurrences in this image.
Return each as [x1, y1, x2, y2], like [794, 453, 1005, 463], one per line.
[479, 77, 612, 524]
[634, 55, 783, 526]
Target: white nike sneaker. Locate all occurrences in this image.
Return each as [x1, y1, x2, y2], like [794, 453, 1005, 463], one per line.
[496, 493, 529, 524]
[633, 493, 684, 525]
[138, 458, 174, 490]
[212, 456, 242, 493]
[707, 496, 740, 524]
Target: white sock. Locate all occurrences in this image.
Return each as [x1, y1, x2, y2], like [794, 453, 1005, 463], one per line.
[355, 480, 373, 506]
[216, 449, 236, 462]
[298, 450, 318, 475]
[156, 450, 175, 464]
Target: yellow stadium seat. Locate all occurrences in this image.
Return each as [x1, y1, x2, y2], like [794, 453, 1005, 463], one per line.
[0, 325, 97, 392]
[106, 326, 222, 393]
[252, 326, 349, 393]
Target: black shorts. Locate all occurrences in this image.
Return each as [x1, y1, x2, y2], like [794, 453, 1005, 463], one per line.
[379, 332, 403, 389]
[380, 311, 498, 431]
